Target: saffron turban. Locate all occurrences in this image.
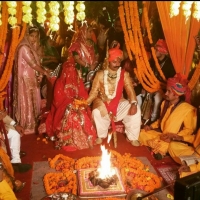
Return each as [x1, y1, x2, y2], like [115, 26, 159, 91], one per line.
[155, 39, 168, 55]
[108, 48, 123, 62]
[167, 73, 191, 103]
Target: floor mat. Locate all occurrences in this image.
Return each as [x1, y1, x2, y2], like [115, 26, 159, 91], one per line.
[30, 157, 171, 200]
[155, 163, 179, 192]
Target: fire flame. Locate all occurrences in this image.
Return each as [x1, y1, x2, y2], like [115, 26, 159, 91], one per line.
[97, 145, 115, 179]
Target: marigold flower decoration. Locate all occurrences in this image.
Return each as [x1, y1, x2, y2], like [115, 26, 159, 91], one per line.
[193, 2, 200, 21]
[76, 1, 85, 22]
[6, 1, 17, 27]
[36, 1, 46, 25]
[48, 1, 60, 32]
[0, 2, 2, 26]
[22, 1, 32, 25]
[182, 1, 193, 22]
[63, 1, 75, 31]
[170, 1, 181, 18]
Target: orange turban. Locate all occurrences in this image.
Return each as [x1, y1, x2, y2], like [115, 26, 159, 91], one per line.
[155, 39, 168, 54]
[167, 73, 191, 103]
[108, 47, 123, 62]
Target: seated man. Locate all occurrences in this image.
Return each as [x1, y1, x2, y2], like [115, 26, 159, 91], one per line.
[139, 74, 197, 159]
[0, 110, 31, 172]
[168, 105, 200, 178]
[86, 46, 141, 146]
[169, 128, 200, 178]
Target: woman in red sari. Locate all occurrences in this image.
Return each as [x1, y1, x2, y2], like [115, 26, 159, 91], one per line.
[45, 24, 98, 151]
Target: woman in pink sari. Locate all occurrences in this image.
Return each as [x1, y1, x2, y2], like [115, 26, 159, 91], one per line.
[45, 24, 98, 151]
[13, 26, 50, 134]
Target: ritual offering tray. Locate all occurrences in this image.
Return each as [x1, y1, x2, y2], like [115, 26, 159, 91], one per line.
[77, 167, 126, 199]
[41, 192, 77, 200]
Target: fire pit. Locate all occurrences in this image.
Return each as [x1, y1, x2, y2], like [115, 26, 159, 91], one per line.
[77, 145, 126, 199]
[78, 167, 126, 198]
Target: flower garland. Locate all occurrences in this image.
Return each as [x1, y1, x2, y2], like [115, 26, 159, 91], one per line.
[0, 2, 2, 26]
[170, 1, 181, 18]
[193, 2, 200, 21]
[128, 2, 160, 92]
[118, 3, 133, 60]
[36, 1, 46, 25]
[48, 154, 75, 172]
[7, 1, 17, 27]
[104, 68, 121, 99]
[0, 2, 21, 93]
[63, 1, 75, 31]
[121, 153, 162, 193]
[43, 171, 77, 195]
[76, 1, 85, 22]
[0, 2, 8, 72]
[48, 1, 60, 32]
[188, 63, 200, 90]
[45, 151, 163, 197]
[119, 2, 161, 93]
[22, 1, 32, 25]
[142, 2, 166, 83]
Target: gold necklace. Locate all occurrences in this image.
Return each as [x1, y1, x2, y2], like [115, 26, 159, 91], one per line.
[107, 73, 117, 79]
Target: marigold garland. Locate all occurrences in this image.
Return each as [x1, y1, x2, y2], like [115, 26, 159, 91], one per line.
[0, 2, 21, 93]
[118, 4, 133, 60]
[45, 151, 163, 198]
[143, 2, 166, 82]
[43, 171, 77, 195]
[121, 153, 162, 193]
[188, 64, 200, 90]
[119, 1, 161, 93]
[131, 2, 159, 92]
[48, 154, 75, 172]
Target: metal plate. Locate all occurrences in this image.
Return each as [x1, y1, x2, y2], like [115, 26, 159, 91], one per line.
[41, 192, 77, 200]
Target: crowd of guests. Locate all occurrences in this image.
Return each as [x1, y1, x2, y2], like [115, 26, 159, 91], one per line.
[0, 7, 200, 198]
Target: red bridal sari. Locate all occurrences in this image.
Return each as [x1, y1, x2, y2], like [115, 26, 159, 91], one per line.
[45, 57, 97, 151]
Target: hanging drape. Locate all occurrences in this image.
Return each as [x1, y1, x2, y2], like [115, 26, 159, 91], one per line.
[156, 1, 200, 78]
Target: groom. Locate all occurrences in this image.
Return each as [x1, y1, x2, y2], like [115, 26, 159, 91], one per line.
[86, 47, 141, 146]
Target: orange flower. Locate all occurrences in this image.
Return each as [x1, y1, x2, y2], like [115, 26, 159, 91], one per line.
[43, 171, 77, 195]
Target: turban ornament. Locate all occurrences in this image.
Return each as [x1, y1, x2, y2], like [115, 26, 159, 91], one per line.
[155, 39, 168, 55]
[167, 73, 191, 103]
[108, 46, 123, 62]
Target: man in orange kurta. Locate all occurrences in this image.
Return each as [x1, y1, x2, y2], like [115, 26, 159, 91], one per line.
[139, 74, 197, 158]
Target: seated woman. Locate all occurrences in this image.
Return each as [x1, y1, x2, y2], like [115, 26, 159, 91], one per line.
[44, 24, 98, 151]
